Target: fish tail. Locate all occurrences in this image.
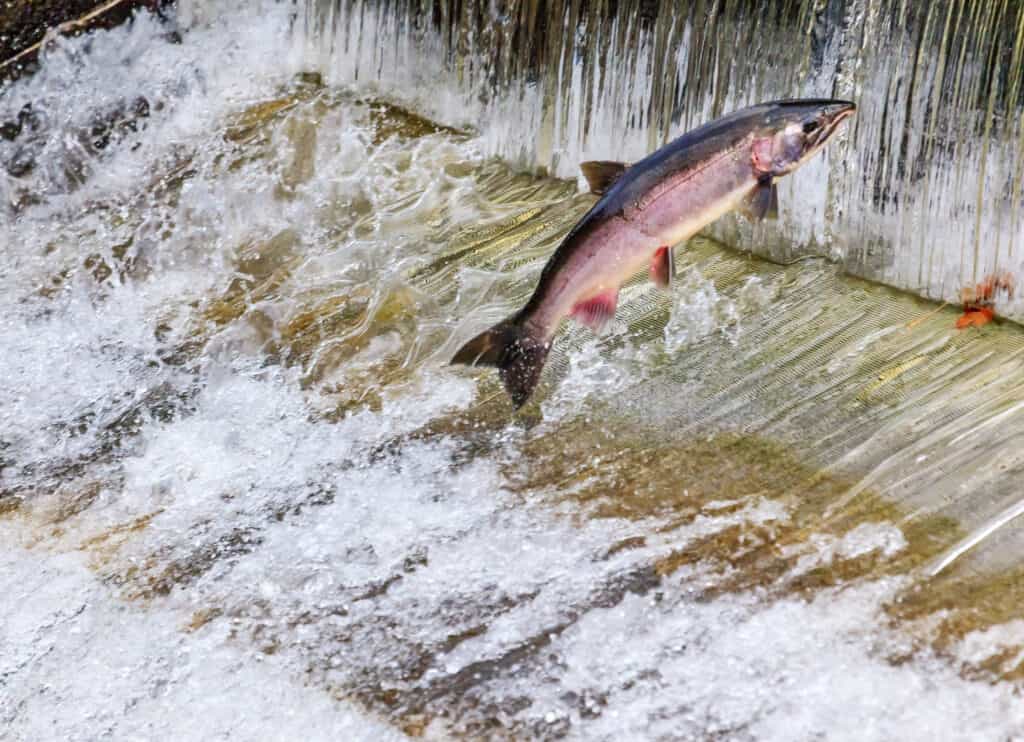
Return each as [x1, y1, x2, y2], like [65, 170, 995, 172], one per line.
[450, 312, 551, 409]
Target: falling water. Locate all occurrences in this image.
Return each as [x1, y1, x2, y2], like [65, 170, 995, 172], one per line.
[5, 1, 1024, 739]
[298, 0, 1024, 316]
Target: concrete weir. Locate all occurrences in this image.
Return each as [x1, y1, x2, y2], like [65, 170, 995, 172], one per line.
[300, 0, 1024, 320]
[3, 2, 1024, 739]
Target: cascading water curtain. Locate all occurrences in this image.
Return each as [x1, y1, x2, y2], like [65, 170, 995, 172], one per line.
[296, 0, 1024, 318]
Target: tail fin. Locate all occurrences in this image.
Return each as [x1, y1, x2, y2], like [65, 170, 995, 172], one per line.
[451, 314, 551, 409]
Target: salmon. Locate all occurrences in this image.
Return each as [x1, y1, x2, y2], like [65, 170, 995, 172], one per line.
[452, 99, 856, 407]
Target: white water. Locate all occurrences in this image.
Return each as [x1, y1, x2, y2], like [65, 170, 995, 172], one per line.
[3, 4, 1024, 740]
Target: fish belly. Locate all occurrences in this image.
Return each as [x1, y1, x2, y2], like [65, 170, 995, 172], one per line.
[538, 218, 659, 335]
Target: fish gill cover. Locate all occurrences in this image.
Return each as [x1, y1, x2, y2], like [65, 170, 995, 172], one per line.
[3, 1, 1024, 740]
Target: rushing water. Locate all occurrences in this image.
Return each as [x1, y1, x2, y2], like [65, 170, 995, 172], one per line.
[299, 0, 1024, 319]
[5, 3, 1024, 740]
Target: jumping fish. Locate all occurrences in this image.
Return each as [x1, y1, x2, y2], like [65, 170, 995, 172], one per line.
[451, 99, 856, 407]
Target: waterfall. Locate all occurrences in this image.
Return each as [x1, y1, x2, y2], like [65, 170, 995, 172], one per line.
[8, 3, 1024, 736]
[296, 0, 1024, 318]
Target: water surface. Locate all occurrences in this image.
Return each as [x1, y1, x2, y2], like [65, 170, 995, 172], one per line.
[4, 6, 1024, 740]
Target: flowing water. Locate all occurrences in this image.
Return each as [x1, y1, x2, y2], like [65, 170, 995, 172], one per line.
[301, 0, 1024, 317]
[4, 2, 1024, 740]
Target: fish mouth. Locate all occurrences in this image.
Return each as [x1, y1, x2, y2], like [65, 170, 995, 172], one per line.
[808, 101, 855, 148]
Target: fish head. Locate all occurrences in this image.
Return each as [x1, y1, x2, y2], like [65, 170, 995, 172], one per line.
[751, 100, 855, 178]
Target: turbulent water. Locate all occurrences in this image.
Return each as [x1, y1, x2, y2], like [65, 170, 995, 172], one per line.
[6, 3, 1024, 740]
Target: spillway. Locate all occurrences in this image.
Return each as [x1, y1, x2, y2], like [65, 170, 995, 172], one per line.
[2, 1, 1024, 739]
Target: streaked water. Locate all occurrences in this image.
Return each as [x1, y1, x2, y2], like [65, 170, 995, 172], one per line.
[298, 0, 1024, 319]
[5, 3, 1024, 740]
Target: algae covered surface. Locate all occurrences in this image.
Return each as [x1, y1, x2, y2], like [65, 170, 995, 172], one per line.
[5, 8, 1024, 740]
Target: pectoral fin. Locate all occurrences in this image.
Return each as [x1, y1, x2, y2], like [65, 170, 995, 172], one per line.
[570, 289, 619, 333]
[580, 161, 629, 195]
[650, 245, 674, 290]
[741, 179, 779, 221]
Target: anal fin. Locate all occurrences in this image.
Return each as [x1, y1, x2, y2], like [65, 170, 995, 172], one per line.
[570, 289, 619, 333]
[580, 161, 629, 195]
[650, 245, 674, 290]
[741, 178, 779, 221]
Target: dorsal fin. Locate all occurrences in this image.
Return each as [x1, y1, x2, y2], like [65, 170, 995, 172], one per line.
[580, 160, 629, 195]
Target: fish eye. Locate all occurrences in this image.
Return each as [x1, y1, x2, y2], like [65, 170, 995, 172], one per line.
[803, 120, 820, 134]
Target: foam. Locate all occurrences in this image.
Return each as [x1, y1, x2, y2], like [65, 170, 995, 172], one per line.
[0, 534, 407, 741]
[2, 3, 1024, 739]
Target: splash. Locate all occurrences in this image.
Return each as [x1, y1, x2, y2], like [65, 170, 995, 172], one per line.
[4, 3, 1024, 740]
[663, 271, 775, 353]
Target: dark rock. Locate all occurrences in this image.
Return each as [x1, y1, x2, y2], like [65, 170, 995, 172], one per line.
[0, 0, 176, 84]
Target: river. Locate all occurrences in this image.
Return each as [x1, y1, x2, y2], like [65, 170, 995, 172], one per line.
[3, 2, 1024, 739]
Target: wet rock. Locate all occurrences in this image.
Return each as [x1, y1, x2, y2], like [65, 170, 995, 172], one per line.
[2, 94, 153, 195]
[0, 0, 103, 63]
[0, 118, 20, 141]
[87, 95, 151, 151]
[5, 145, 34, 177]
[0, 1, 176, 83]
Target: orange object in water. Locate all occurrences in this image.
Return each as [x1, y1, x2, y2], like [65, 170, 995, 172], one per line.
[955, 272, 1013, 329]
[956, 308, 995, 329]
